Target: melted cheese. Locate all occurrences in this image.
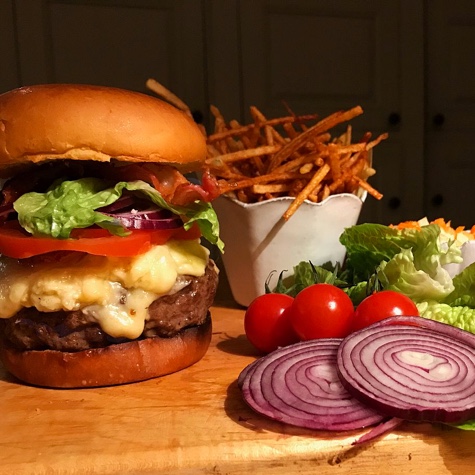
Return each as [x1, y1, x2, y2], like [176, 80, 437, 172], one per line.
[0, 239, 209, 339]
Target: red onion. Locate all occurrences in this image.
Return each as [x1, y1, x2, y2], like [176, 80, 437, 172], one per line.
[239, 339, 385, 431]
[337, 316, 475, 424]
[102, 208, 182, 230]
[98, 195, 183, 231]
[98, 195, 135, 214]
[353, 417, 403, 445]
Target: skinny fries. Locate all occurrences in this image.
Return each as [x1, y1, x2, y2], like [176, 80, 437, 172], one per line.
[205, 105, 387, 220]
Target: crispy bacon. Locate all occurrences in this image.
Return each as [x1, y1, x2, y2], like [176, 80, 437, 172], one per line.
[109, 164, 222, 206]
[167, 169, 222, 206]
[201, 169, 222, 200]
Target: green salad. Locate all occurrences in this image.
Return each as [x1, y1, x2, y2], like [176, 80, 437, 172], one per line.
[279, 218, 475, 332]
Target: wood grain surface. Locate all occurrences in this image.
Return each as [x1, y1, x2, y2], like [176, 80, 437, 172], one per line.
[1, 305, 475, 474]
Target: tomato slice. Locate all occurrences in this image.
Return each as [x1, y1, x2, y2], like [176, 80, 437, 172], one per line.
[0, 223, 201, 258]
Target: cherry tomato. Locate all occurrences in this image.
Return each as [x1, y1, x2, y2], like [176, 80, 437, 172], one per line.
[289, 283, 354, 340]
[0, 222, 201, 258]
[351, 290, 419, 332]
[244, 293, 299, 354]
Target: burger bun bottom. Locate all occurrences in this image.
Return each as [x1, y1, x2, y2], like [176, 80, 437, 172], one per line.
[0, 315, 212, 389]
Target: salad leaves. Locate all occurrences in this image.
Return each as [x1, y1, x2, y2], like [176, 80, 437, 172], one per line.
[277, 221, 475, 332]
[340, 222, 475, 327]
[13, 178, 224, 252]
[416, 301, 475, 334]
[341, 223, 459, 303]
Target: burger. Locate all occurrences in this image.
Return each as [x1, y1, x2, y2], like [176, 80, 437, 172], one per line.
[0, 84, 223, 388]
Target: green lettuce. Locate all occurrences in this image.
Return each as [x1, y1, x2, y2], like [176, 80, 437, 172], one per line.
[444, 263, 475, 307]
[340, 223, 475, 327]
[416, 301, 475, 333]
[278, 221, 475, 324]
[338, 223, 414, 281]
[340, 222, 466, 302]
[453, 420, 475, 431]
[377, 248, 454, 302]
[13, 178, 224, 252]
[341, 223, 462, 282]
[275, 222, 464, 303]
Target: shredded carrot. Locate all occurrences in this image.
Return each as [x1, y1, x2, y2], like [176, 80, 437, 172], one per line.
[391, 220, 422, 231]
[390, 218, 475, 240]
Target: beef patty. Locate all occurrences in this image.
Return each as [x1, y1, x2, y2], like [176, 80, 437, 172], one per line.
[0, 261, 218, 352]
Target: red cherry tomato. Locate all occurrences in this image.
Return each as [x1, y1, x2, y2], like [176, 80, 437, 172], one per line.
[351, 290, 420, 332]
[289, 283, 354, 340]
[244, 293, 299, 354]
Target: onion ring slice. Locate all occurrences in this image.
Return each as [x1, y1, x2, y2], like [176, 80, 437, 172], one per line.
[337, 316, 475, 424]
[239, 339, 385, 431]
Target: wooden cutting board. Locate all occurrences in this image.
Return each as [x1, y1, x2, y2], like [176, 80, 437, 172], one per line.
[1, 305, 475, 474]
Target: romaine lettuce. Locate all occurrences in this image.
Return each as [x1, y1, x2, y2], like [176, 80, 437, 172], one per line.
[378, 248, 454, 302]
[279, 221, 474, 326]
[340, 222, 463, 302]
[416, 301, 475, 333]
[443, 262, 475, 307]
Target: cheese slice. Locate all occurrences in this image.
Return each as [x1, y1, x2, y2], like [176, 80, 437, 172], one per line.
[0, 239, 209, 339]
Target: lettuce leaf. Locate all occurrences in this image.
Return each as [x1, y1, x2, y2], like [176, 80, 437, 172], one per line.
[452, 420, 475, 430]
[343, 280, 370, 306]
[417, 301, 475, 333]
[443, 263, 475, 307]
[339, 223, 412, 281]
[341, 223, 462, 303]
[272, 221, 475, 323]
[13, 178, 224, 252]
[378, 248, 455, 302]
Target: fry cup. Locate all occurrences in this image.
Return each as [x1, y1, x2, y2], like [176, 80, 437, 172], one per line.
[214, 193, 365, 306]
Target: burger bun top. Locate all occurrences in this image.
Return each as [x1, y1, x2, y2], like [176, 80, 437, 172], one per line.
[0, 84, 207, 174]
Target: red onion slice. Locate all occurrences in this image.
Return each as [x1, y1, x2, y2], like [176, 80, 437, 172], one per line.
[98, 195, 135, 214]
[239, 339, 385, 431]
[337, 316, 475, 424]
[102, 209, 183, 230]
[353, 417, 403, 445]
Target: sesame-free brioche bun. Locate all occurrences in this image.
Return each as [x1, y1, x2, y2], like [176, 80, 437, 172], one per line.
[0, 84, 207, 172]
[0, 315, 212, 389]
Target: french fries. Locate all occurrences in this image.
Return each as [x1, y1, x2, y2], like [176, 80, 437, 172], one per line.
[146, 78, 192, 116]
[205, 104, 387, 220]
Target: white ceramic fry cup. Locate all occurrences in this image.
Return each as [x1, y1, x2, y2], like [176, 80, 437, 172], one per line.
[214, 193, 365, 307]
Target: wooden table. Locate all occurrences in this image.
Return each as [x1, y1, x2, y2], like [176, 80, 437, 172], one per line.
[1, 304, 475, 474]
